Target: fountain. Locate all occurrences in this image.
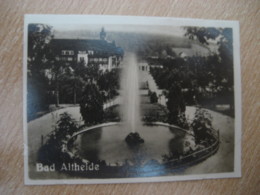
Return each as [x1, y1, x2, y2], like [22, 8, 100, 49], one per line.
[120, 53, 144, 145]
[63, 53, 219, 178]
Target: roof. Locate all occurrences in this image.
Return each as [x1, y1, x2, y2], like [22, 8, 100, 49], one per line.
[50, 39, 124, 57]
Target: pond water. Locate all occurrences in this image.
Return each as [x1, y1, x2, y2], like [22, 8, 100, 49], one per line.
[70, 124, 195, 165]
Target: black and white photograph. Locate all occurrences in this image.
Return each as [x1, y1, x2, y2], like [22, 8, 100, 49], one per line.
[23, 15, 241, 185]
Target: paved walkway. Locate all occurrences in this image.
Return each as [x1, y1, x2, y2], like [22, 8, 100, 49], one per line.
[139, 70, 167, 106]
[184, 106, 235, 174]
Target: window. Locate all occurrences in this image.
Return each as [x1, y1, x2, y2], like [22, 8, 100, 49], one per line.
[88, 50, 94, 55]
[62, 50, 74, 55]
[68, 57, 73, 61]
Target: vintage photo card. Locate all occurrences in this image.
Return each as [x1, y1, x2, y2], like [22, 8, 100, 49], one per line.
[23, 14, 241, 185]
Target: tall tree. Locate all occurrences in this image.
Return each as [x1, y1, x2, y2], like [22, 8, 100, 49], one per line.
[28, 24, 53, 76]
[27, 24, 53, 120]
[80, 84, 104, 125]
[184, 27, 233, 83]
[167, 83, 186, 124]
[184, 27, 234, 110]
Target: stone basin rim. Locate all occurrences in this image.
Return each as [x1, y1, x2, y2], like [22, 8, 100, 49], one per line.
[64, 122, 219, 172]
[70, 121, 194, 139]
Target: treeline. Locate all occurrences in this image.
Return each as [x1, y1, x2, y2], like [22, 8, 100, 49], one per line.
[150, 27, 234, 118]
[150, 55, 234, 112]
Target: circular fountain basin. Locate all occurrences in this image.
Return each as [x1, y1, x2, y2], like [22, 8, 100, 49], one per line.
[69, 124, 195, 165]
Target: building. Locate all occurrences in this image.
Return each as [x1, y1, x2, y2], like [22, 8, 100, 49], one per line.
[138, 62, 150, 71]
[51, 28, 124, 72]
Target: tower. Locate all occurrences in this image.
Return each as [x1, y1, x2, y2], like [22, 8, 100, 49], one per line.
[100, 27, 106, 40]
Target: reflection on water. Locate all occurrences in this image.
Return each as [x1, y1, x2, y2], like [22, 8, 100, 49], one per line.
[72, 125, 193, 164]
[78, 129, 102, 162]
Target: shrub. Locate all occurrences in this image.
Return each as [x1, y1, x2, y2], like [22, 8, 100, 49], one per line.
[37, 112, 79, 166]
[176, 113, 190, 129]
[150, 92, 158, 103]
[167, 83, 186, 124]
[191, 108, 213, 145]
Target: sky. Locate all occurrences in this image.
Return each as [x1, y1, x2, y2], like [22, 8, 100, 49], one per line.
[50, 23, 186, 37]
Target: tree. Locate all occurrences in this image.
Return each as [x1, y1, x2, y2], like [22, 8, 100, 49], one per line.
[97, 69, 120, 102]
[38, 112, 78, 165]
[28, 24, 53, 76]
[167, 83, 186, 124]
[184, 27, 221, 45]
[55, 112, 78, 136]
[27, 24, 54, 119]
[184, 27, 234, 111]
[80, 84, 104, 125]
[191, 108, 214, 145]
[150, 91, 158, 103]
[54, 66, 79, 104]
[184, 27, 233, 84]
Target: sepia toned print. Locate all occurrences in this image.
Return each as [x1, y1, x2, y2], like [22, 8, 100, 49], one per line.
[23, 15, 241, 185]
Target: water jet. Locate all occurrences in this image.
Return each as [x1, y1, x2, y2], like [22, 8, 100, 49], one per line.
[120, 53, 144, 145]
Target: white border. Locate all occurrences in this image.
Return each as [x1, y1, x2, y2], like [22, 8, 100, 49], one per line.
[23, 14, 241, 185]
